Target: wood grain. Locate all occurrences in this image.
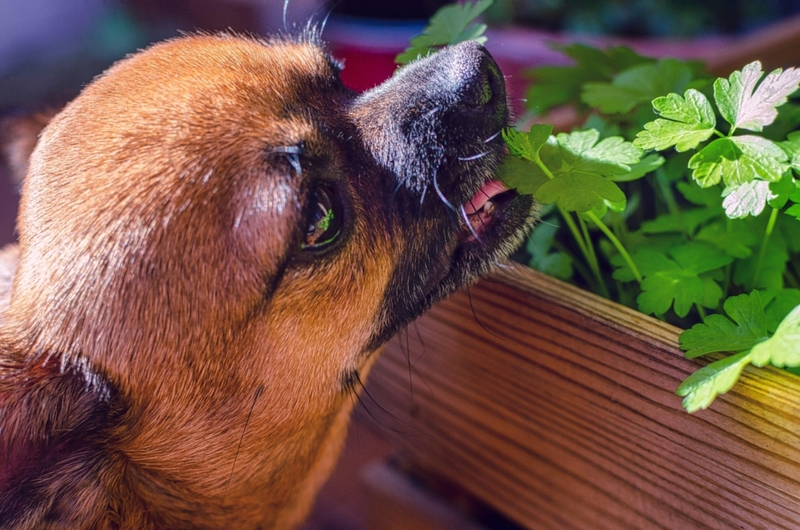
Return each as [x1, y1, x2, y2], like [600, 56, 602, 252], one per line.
[365, 265, 800, 529]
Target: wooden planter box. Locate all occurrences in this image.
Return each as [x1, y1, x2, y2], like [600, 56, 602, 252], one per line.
[363, 266, 800, 529]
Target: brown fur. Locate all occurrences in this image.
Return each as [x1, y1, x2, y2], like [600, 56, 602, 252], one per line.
[0, 32, 534, 528]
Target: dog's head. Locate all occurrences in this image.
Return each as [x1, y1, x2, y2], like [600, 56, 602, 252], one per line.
[0, 33, 534, 527]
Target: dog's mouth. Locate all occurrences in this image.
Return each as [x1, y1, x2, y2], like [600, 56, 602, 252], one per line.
[460, 179, 519, 242]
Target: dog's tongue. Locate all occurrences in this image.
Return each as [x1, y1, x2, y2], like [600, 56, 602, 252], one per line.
[464, 180, 508, 215]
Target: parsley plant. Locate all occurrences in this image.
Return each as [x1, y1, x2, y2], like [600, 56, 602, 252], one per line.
[404, 1, 800, 412]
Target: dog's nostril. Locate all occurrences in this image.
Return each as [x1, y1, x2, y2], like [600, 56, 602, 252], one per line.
[462, 67, 495, 108]
[458, 53, 504, 111]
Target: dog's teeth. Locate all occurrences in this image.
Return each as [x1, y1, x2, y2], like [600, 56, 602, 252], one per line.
[484, 200, 495, 215]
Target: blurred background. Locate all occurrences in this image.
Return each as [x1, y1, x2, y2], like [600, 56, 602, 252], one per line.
[2, 1, 800, 528]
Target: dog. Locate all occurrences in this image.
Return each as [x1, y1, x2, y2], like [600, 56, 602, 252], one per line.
[0, 30, 535, 529]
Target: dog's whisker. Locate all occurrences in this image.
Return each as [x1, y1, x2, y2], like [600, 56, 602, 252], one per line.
[424, 106, 441, 119]
[419, 182, 428, 206]
[224, 385, 263, 500]
[282, 0, 290, 30]
[458, 151, 490, 161]
[317, 1, 337, 36]
[432, 171, 457, 212]
[484, 131, 502, 144]
[460, 204, 482, 242]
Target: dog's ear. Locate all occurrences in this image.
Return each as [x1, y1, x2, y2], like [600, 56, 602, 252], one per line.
[0, 346, 128, 526]
[0, 110, 58, 186]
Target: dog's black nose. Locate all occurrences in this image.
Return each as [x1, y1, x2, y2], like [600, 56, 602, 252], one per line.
[350, 40, 509, 198]
[445, 41, 505, 110]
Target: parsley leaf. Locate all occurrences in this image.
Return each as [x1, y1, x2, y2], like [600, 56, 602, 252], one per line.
[721, 180, 776, 218]
[495, 156, 549, 196]
[395, 0, 492, 65]
[733, 239, 788, 292]
[503, 125, 553, 162]
[714, 61, 800, 132]
[679, 291, 769, 358]
[556, 129, 642, 177]
[638, 208, 721, 236]
[779, 130, 800, 173]
[582, 59, 693, 114]
[536, 173, 626, 213]
[765, 289, 800, 333]
[636, 242, 733, 317]
[768, 172, 797, 208]
[688, 135, 789, 188]
[525, 45, 652, 114]
[695, 221, 756, 259]
[676, 350, 754, 413]
[633, 89, 716, 152]
[751, 303, 800, 367]
[610, 153, 665, 182]
[501, 128, 640, 214]
[526, 221, 573, 280]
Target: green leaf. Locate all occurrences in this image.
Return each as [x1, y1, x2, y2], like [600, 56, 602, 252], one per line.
[721, 180, 776, 219]
[395, 0, 492, 64]
[535, 172, 625, 213]
[610, 154, 665, 182]
[525, 44, 653, 114]
[765, 289, 800, 333]
[751, 303, 800, 366]
[688, 136, 789, 188]
[526, 221, 573, 280]
[636, 242, 733, 317]
[496, 156, 549, 196]
[780, 130, 800, 173]
[768, 173, 797, 209]
[787, 204, 800, 220]
[733, 239, 789, 292]
[676, 181, 722, 207]
[582, 59, 693, 114]
[679, 291, 769, 357]
[556, 129, 642, 176]
[639, 207, 721, 236]
[676, 350, 754, 413]
[714, 61, 800, 132]
[503, 125, 553, 162]
[633, 89, 716, 152]
[611, 246, 667, 282]
[695, 221, 756, 259]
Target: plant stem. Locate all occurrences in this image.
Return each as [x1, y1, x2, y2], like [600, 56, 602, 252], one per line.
[696, 305, 707, 321]
[532, 156, 609, 297]
[752, 207, 779, 287]
[577, 214, 609, 298]
[586, 211, 643, 284]
[655, 169, 679, 217]
[714, 129, 727, 139]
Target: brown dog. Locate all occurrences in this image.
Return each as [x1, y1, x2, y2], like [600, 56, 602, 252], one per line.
[0, 30, 535, 529]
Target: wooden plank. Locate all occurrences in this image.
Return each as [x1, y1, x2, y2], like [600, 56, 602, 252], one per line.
[705, 14, 800, 74]
[364, 265, 800, 529]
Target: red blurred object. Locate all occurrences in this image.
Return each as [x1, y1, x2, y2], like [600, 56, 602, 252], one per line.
[330, 45, 399, 92]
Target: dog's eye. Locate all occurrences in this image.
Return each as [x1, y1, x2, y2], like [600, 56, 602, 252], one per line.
[302, 184, 342, 251]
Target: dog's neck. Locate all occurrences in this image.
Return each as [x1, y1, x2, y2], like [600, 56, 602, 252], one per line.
[0, 268, 370, 528]
[0, 345, 363, 529]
